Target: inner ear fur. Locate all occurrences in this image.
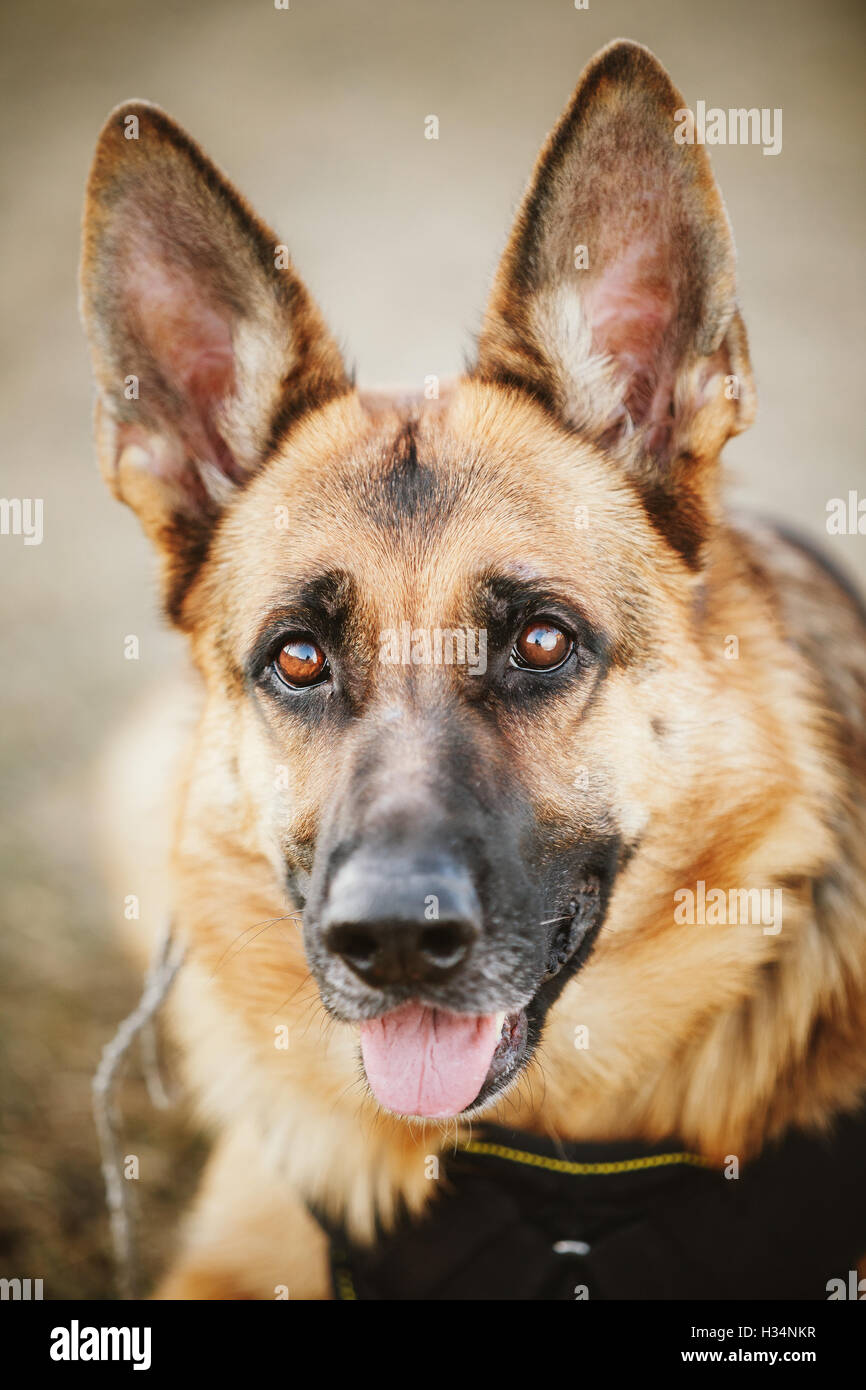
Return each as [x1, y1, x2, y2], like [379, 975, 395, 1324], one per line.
[80, 100, 350, 616]
[475, 40, 756, 562]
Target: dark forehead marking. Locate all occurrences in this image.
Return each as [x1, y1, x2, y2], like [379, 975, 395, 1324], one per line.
[358, 419, 463, 531]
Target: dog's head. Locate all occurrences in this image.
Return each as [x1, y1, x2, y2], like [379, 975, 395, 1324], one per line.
[82, 42, 756, 1121]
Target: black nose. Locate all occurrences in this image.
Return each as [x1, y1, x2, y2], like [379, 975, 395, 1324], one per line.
[320, 853, 482, 987]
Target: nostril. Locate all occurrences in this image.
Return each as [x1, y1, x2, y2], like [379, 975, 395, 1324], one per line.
[319, 854, 483, 986]
[328, 924, 380, 972]
[324, 917, 475, 984]
[419, 922, 472, 969]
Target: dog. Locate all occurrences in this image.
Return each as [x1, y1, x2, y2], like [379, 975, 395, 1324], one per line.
[81, 39, 866, 1299]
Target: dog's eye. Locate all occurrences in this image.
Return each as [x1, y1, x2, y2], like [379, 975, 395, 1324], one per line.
[511, 620, 573, 671]
[274, 636, 330, 688]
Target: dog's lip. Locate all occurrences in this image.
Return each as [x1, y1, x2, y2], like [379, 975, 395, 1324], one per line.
[475, 1006, 530, 1101]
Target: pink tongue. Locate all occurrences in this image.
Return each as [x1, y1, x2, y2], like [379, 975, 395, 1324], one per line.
[359, 1003, 501, 1117]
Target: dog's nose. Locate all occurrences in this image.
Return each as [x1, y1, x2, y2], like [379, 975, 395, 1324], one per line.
[321, 853, 482, 987]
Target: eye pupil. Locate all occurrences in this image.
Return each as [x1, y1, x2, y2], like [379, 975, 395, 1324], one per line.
[276, 637, 328, 688]
[514, 621, 572, 670]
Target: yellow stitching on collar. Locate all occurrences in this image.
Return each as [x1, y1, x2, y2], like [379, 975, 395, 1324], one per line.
[459, 1140, 715, 1175]
[333, 1254, 357, 1300]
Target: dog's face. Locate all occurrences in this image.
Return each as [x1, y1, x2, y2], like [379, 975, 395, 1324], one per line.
[192, 393, 661, 1118]
[82, 42, 754, 1120]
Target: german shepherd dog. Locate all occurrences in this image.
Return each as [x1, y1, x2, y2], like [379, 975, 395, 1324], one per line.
[81, 40, 866, 1299]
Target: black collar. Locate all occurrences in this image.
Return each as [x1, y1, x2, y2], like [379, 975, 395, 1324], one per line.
[312, 1110, 866, 1300]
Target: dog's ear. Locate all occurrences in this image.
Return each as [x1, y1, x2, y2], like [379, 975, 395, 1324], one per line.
[81, 101, 350, 616]
[476, 41, 755, 562]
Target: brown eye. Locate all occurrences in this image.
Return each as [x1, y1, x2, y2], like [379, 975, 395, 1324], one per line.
[512, 620, 573, 671]
[275, 636, 329, 688]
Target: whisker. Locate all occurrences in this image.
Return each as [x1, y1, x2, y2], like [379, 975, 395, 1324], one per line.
[269, 974, 318, 1019]
[209, 913, 301, 979]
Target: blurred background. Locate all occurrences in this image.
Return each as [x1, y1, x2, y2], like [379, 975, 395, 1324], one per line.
[1, 0, 864, 1298]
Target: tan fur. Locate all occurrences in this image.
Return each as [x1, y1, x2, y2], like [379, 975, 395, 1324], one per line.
[83, 43, 866, 1299]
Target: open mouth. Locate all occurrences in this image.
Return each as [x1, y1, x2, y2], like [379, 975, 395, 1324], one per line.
[355, 866, 611, 1118]
[359, 1003, 530, 1118]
